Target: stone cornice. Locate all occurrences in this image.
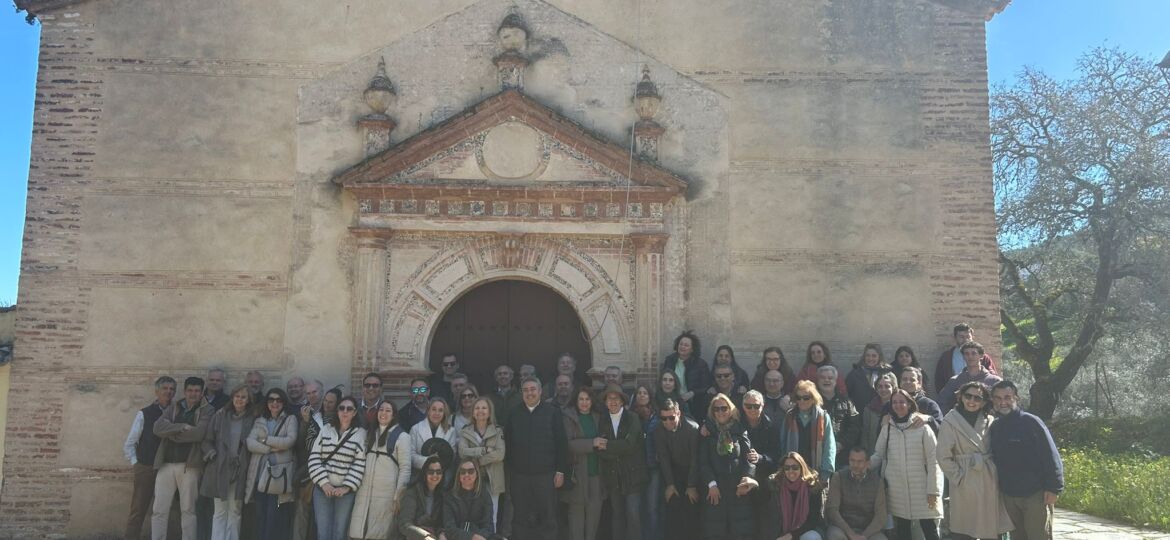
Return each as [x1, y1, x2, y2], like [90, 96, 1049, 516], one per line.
[925, 0, 1011, 21]
[333, 89, 689, 192]
[14, 0, 92, 18]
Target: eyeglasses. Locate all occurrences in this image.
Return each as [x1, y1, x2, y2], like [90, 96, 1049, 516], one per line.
[715, 373, 733, 379]
[794, 395, 814, 402]
[363, 383, 382, 389]
[711, 405, 730, 413]
[425, 469, 444, 476]
[742, 403, 762, 410]
[411, 387, 429, 394]
[267, 397, 282, 403]
[962, 393, 985, 402]
[659, 415, 677, 422]
[458, 468, 477, 476]
[782, 465, 802, 472]
[337, 405, 356, 412]
[461, 393, 476, 399]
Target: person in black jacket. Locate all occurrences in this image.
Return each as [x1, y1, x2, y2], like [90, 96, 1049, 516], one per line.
[697, 393, 757, 540]
[654, 398, 701, 540]
[741, 390, 781, 539]
[504, 377, 568, 540]
[397, 455, 445, 540]
[764, 452, 826, 540]
[661, 331, 712, 419]
[989, 380, 1064, 540]
[444, 458, 495, 540]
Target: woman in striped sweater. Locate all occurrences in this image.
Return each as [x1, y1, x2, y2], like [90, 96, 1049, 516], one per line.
[308, 395, 367, 540]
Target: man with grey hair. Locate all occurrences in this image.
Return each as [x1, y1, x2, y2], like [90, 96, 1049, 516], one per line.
[203, 368, 229, 410]
[123, 376, 176, 540]
[818, 364, 860, 468]
[244, 370, 264, 404]
[546, 373, 574, 409]
[519, 363, 537, 381]
[762, 369, 791, 420]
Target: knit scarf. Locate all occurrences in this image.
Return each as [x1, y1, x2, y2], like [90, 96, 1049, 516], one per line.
[782, 407, 826, 472]
[715, 421, 737, 456]
[779, 477, 811, 535]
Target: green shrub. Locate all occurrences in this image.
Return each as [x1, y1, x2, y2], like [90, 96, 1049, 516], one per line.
[1058, 448, 1170, 531]
[1050, 416, 1170, 457]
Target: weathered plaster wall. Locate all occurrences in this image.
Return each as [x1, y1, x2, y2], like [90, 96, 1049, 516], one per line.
[3, 0, 1001, 535]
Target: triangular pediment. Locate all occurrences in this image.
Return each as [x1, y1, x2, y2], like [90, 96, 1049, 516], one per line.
[333, 89, 687, 192]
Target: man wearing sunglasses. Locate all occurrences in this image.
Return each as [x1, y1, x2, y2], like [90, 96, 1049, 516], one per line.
[359, 372, 385, 427]
[400, 378, 430, 432]
[653, 399, 700, 540]
[741, 390, 781, 539]
[426, 352, 460, 404]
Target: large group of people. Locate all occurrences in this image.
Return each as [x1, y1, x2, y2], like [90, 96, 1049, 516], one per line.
[123, 323, 1064, 540]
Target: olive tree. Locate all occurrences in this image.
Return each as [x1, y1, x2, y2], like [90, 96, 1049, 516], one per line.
[993, 47, 1170, 420]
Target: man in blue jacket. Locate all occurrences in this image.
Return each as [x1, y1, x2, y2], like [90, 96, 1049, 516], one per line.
[989, 380, 1064, 540]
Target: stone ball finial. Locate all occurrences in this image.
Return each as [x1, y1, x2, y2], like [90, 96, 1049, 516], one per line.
[363, 57, 397, 115]
[498, 11, 529, 52]
[634, 65, 662, 121]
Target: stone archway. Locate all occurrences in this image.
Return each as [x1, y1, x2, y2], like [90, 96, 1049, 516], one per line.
[428, 279, 592, 392]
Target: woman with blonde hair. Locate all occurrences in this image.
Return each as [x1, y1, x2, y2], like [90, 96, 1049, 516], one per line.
[200, 384, 257, 540]
[409, 397, 459, 478]
[458, 397, 505, 531]
[764, 452, 826, 540]
[696, 393, 757, 540]
[442, 458, 495, 540]
[779, 380, 836, 480]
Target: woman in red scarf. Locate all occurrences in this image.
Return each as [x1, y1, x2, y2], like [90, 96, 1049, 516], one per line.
[765, 452, 825, 540]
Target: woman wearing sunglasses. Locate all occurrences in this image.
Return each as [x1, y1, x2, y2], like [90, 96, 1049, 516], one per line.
[396, 454, 447, 540]
[453, 385, 479, 433]
[936, 382, 1012, 540]
[442, 458, 496, 540]
[779, 381, 837, 482]
[308, 395, 367, 540]
[696, 393, 757, 540]
[763, 452, 826, 540]
[245, 387, 300, 539]
[457, 397, 506, 532]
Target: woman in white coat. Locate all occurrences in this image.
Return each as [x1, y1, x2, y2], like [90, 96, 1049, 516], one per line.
[457, 397, 506, 530]
[871, 389, 943, 540]
[349, 400, 412, 539]
[409, 397, 459, 476]
[936, 382, 1012, 540]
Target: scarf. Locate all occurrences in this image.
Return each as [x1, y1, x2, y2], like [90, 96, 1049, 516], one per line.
[715, 421, 737, 456]
[782, 407, 826, 473]
[779, 477, 811, 535]
[958, 407, 981, 427]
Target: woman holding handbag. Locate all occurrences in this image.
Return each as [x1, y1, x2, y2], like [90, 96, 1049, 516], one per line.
[201, 384, 257, 540]
[245, 387, 300, 539]
[308, 395, 367, 540]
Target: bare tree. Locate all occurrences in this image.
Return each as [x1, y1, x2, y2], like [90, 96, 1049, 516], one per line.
[993, 47, 1170, 420]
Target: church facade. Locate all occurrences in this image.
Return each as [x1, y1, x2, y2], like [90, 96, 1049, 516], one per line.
[4, 0, 1007, 535]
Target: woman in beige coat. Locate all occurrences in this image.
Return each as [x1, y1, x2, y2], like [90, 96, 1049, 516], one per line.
[350, 400, 412, 539]
[937, 382, 1013, 540]
[871, 389, 943, 540]
[457, 397, 506, 530]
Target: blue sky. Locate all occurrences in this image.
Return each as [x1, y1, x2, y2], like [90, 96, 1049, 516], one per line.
[1, 1, 1169, 306]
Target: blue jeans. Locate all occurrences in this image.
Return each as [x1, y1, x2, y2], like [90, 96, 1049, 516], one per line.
[254, 491, 292, 540]
[642, 468, 662, 540]
[312, 486, 355, 540]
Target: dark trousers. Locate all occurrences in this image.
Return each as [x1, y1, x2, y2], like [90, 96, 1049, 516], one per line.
[893, 518, 939, 540]
[196, 495, 213, 540]
[125, 463, 157, 540]
[510, 471, 558, 540]
[662, 474, 699, 540]
[255, 492, 292, 540]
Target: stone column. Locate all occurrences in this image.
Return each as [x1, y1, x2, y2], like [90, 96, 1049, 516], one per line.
[352, 228, 391, 371]
[632, 233, 668, 374]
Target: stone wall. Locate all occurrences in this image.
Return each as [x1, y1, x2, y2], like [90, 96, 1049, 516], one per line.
[4, 0, 1003, 535]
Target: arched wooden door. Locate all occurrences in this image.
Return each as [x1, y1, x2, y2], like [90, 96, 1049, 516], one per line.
[429, 280, 592, 393]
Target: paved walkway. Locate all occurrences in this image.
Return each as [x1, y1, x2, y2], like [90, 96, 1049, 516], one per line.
[1054, 508, 1170, 539]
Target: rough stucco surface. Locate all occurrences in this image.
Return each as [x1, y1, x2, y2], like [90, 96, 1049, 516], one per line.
[3, 0, 1001, 535]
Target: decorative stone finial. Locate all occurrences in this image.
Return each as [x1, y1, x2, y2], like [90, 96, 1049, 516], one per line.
[493, 11, 530, 90]
[357, 57, 397, 156]
[633, 65, 665, 161]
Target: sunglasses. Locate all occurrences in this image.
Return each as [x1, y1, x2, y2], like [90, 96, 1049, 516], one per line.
[443, 361, 459, 367]
[782, 465, 802, 472]
[742, 403, 762, 410]
[363, 383, 382, 389]
[659, 415, 677, 422]
[458, 468, 477, 476]
[711, 405, 730, 413]
[337, 405, 356, 412]
[794, 395, 814, 402]
[267, 397, 282, 403]
[962, 393, 986, 402]
[425, 469, 444, 476]
[461, 393, 477, 399]
[411, 387, 429, 394]
[715, 373, 733, 379]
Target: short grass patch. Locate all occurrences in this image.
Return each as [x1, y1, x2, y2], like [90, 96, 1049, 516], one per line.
[1057, 447, 1170, 532]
